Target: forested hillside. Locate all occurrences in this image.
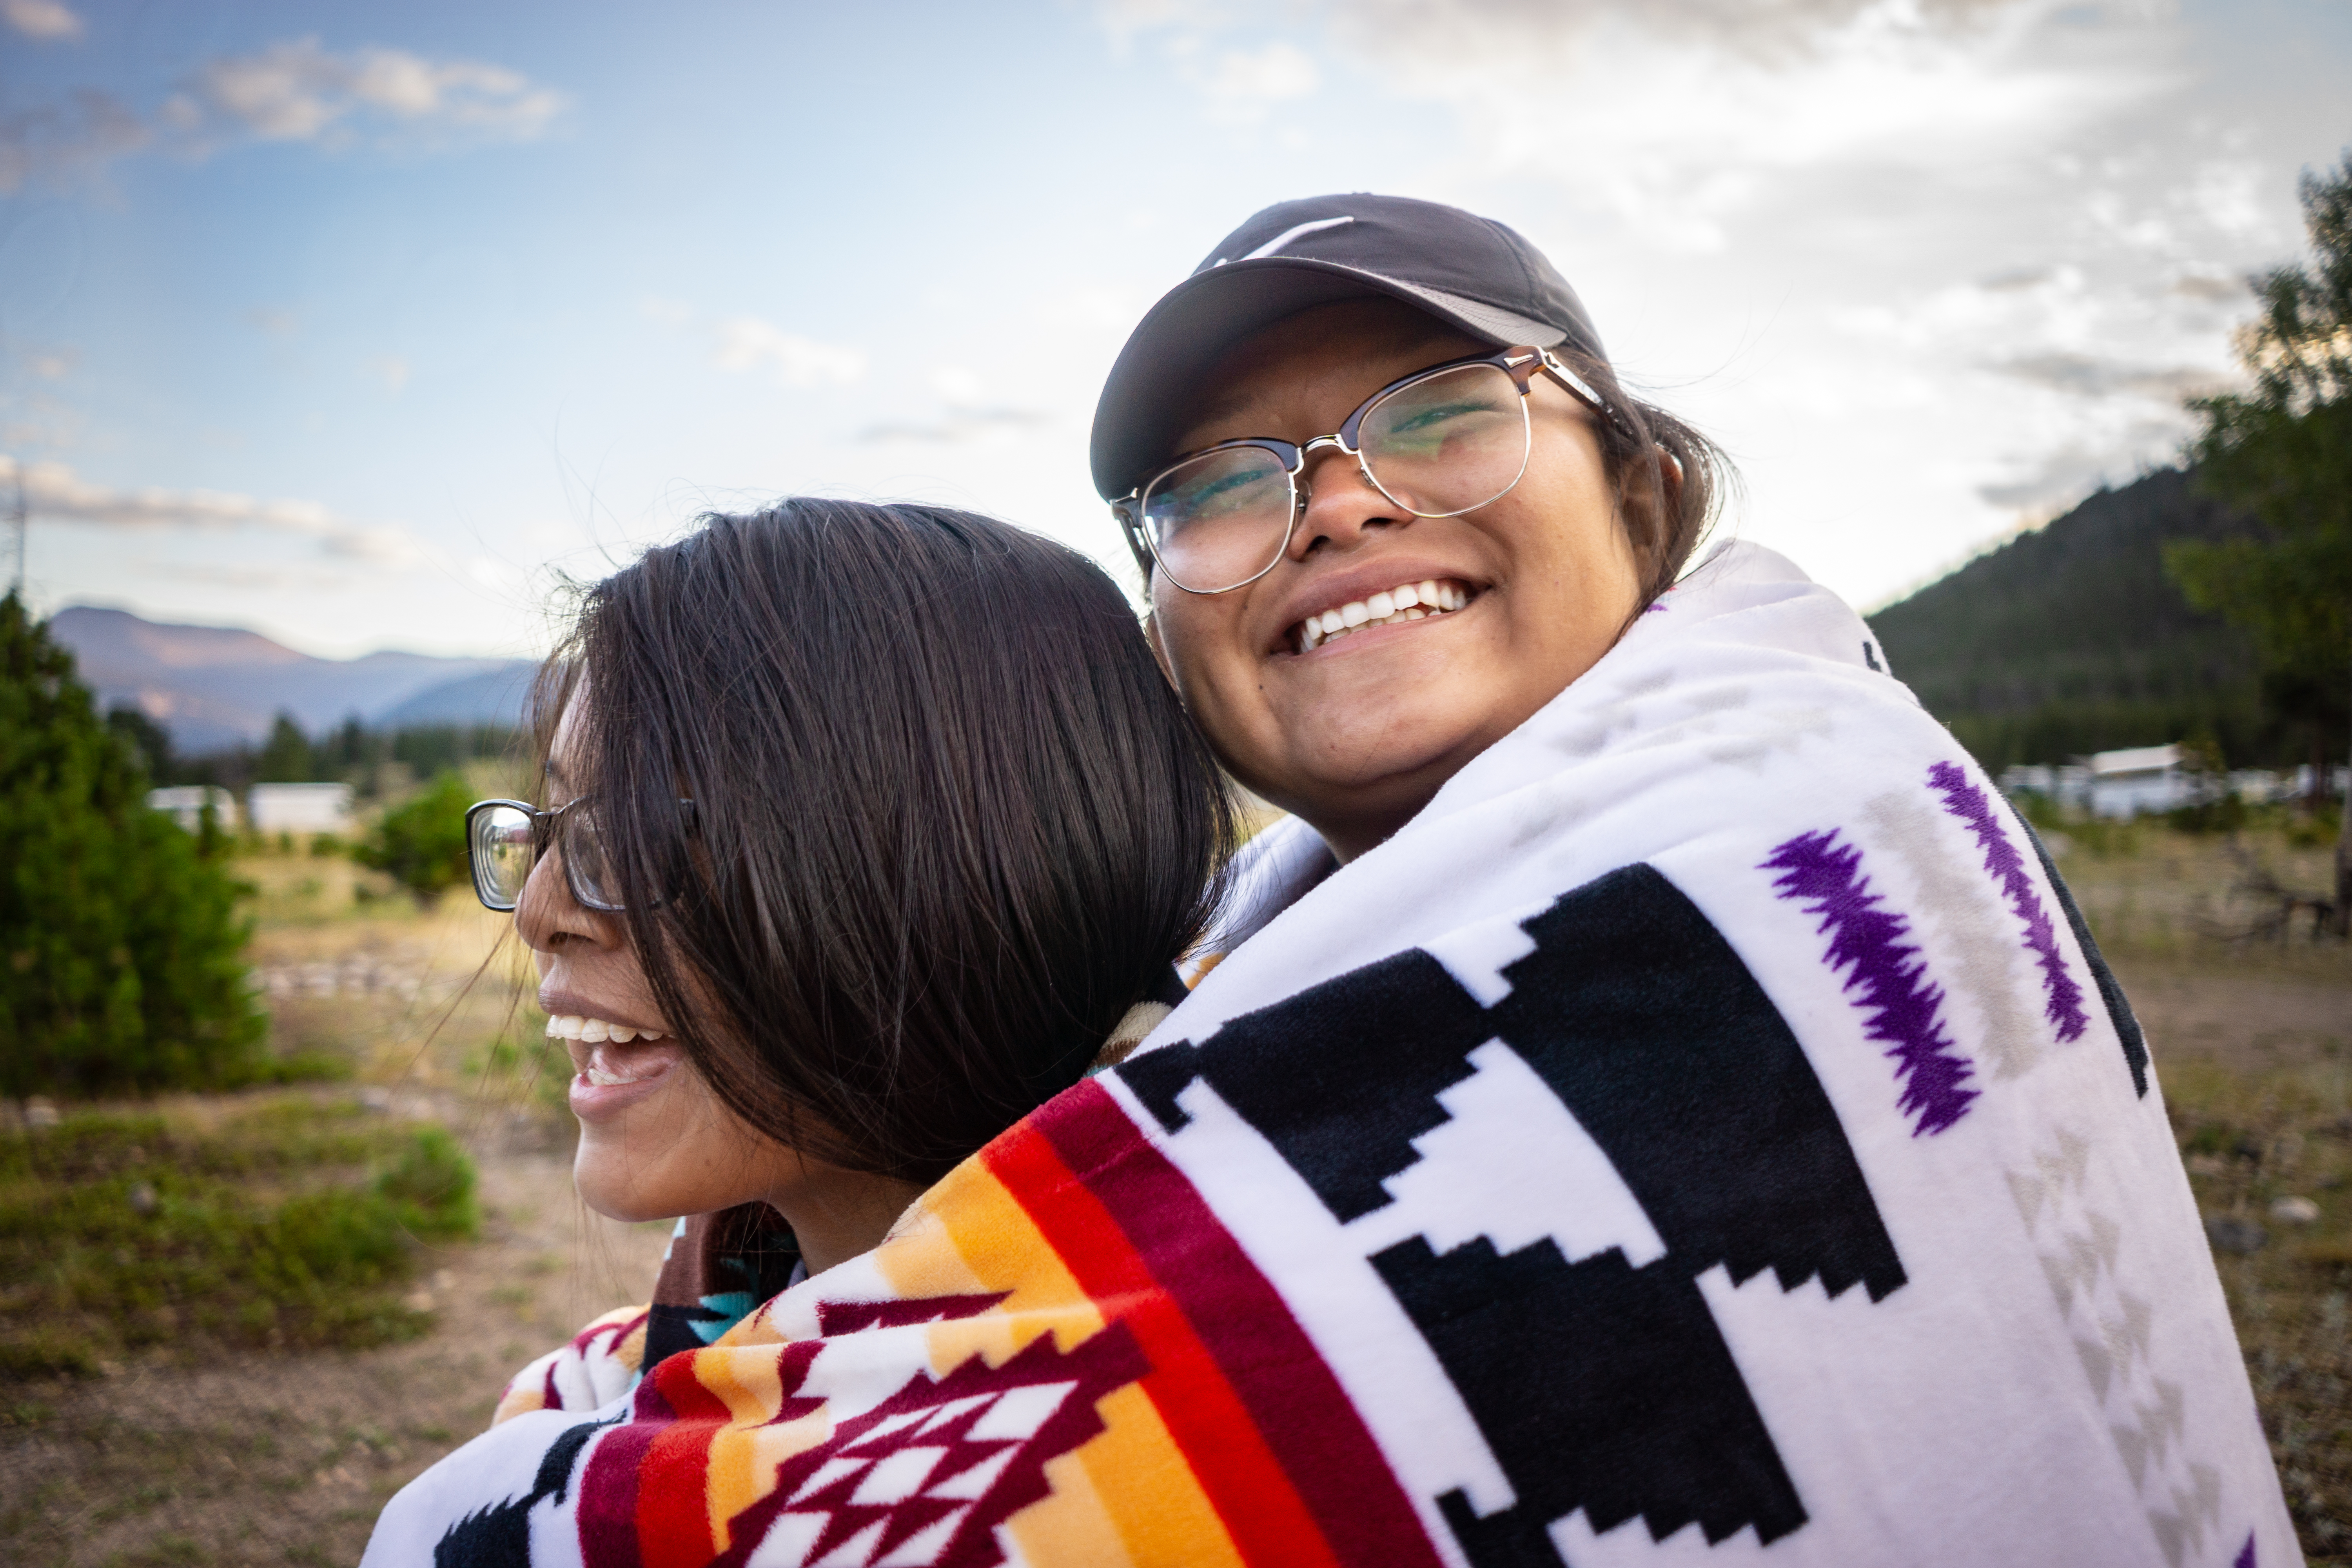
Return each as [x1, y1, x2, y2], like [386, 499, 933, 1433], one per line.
[1864, 467, 2308, 771]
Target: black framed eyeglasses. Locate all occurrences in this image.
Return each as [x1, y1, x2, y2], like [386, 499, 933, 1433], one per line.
[465, 796, 695, 913]
[1110, 345, 1613, 595]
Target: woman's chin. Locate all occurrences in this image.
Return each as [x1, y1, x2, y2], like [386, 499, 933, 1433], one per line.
[570, 1143, 675, 1223]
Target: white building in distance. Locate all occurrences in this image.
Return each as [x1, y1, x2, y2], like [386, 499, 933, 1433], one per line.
[146, 785, 240, 831]
[247, 782, 355, 834]
[2082, 745, 2190, 819]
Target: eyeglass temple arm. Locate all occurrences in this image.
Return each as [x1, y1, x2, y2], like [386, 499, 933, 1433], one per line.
[1109, 495, 1156, 574]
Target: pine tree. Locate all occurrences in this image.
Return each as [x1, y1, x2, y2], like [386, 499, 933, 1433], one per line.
[255, 711, 315, 783]
[2166, 152, 2352, 933]
[0, 593, 270, 1095]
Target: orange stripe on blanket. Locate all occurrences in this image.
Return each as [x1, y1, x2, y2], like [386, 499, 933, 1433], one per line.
[696, 1347, 829, 1558]
[875, 1154, 1106, 1367]
[892, 1158, 1243, 1568]
[986, 1115, 1341, 1568]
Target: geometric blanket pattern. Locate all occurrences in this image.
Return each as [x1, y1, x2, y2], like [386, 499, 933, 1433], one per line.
[367, 542, 2295, 1568]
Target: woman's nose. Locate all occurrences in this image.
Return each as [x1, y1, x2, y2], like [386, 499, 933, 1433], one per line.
[514, 848, 605, 954]
[1287, 447, 1402, 561]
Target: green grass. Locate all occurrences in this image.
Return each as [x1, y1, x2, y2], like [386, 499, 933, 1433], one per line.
[2164, 1055, 2352, 1559]
[0, 1094, 477, 1375]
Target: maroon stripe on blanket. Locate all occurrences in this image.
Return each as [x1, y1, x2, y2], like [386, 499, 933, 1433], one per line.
[1033, 1079, 1445, 1568]
[575, 1375, 665, 1568]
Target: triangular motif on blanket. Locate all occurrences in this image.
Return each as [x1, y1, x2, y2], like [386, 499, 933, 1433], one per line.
[723, 1317, 1147, 1568]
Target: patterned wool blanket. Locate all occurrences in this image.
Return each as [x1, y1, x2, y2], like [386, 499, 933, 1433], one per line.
[367, 542, 2294, 1568]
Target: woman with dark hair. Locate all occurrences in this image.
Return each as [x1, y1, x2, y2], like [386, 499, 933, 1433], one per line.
[508, 496, 1227, 1263]
[366, 499, 1235, 1565]
[1051, 194, 2292, 1566]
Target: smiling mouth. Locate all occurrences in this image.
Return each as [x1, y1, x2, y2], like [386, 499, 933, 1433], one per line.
[1290, 578, 1475, 653]
[544, 1013, 679, 1086]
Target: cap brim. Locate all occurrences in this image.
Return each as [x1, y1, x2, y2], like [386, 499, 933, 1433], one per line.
[1089, 257, 1566, 500]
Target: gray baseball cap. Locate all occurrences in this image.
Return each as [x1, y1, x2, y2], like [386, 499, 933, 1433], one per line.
[1089, 193, 1608, 501]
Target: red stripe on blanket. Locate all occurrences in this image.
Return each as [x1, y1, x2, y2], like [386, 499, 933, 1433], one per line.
[1024, 1079, 1444, 1568]
[985, 1109, 1339, 1568]
[637, 1356, 737, 1568]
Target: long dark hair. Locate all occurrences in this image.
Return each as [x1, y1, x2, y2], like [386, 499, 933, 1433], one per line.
[534, 500, 1234, 1183]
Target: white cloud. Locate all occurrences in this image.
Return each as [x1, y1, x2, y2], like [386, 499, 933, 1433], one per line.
[856, 407, 1049, 445]
[0, 36, 563, 191]
[1325, 0, 2042, 69]
[711, 317, 866, 387]
[0, 455, 426, 566]
[1197, 41, 1320, 120]
[2, 0, 80, 40]
[176, 38, 566, 147]
[0, 88, 148, 194]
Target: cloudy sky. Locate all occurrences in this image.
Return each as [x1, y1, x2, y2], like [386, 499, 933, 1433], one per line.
[2, 0, 2345, 659]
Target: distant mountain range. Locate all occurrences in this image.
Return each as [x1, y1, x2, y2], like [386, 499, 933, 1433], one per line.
[1865, 466, 2303, 772]
[50, 604, 535, 754]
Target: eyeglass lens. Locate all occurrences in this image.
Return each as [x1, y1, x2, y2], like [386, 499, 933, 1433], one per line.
[561, 809, 619, 910]
[470, 804, 535, 909]
[1140, 360, 1531, 593]
[467, 801, 622, 911]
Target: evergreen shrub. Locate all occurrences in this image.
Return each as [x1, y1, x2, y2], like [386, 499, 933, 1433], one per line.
[0, 594, 270, 1097]
[355, 769, 475, 907]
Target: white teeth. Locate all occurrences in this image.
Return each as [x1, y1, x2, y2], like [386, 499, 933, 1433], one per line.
[545, 1013, 664, 1043]
[1292, 579, 1473, 653]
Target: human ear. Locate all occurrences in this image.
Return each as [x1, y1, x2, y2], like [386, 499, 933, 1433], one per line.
[1615, 444, 1683, 568]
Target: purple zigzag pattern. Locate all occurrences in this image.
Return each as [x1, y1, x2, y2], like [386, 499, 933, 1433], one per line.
[1927, 760, 2089, 1042]
[1763, 829, 1980, 1136]
[2235, 1533, 2257, 1568]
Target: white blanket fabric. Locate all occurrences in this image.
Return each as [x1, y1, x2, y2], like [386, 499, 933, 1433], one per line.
[363, 540, 2295, 1568]
[1135, 539, 2294, 1567]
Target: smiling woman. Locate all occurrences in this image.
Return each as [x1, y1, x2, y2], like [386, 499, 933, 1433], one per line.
[1062, 193, 2299, 1564]
[506, 501, 1229, 1255]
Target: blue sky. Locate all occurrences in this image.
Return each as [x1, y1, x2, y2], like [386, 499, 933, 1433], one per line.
[3, 0, 2347, 659]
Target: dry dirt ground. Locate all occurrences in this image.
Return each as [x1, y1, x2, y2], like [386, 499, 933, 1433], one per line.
[3, 829, 2349, 1564]
[0, 1107, 671, 1567]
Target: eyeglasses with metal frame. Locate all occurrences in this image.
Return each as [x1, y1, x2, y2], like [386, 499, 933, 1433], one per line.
[1110, 344, 1613, 596]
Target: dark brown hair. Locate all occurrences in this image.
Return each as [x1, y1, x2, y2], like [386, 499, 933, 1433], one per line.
[534, 500, 1234, 1184]
[1547, 345, 1732, 612]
